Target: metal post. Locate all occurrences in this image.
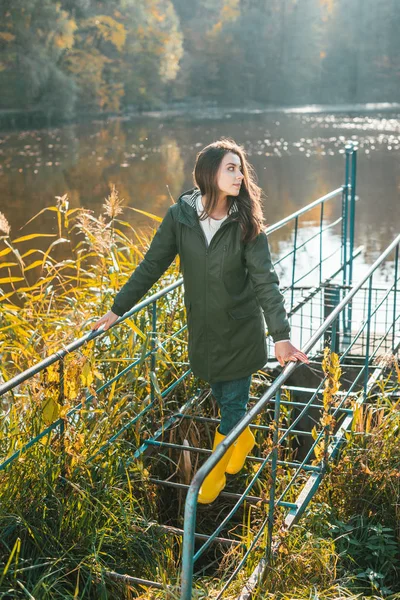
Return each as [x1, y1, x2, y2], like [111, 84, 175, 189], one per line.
[150, 301, 157, 405]
[392, 245, 399, 353]
[319, 203, 324, 285]
[290, 217, 299, 312]
[342, 144, 352, 342]
[364, 276, 373, 398]
[266, 388, 282, 560]
[323, 285, 341, 353]
[330, 319, 338, 353]
[58, 358, 66, 480]
[181, 485, 198, 599]
[343, 143, 352, 287]
[346, 142, 358, 340]
[349, 142, 358, 288]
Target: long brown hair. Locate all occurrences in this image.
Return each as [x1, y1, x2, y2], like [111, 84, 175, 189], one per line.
[192, 138, 266, 244]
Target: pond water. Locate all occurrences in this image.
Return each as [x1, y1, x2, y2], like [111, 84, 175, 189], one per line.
[0, 107, 399, 287]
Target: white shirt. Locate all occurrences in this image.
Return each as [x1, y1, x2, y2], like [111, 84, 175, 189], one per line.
[196, 194, 228, 246]
[195, 194, 290, 345]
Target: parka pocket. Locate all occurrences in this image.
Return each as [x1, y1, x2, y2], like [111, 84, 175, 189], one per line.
[228, 298, 260, 319]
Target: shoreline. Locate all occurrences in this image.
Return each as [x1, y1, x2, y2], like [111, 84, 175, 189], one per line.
[1, 101, 400, 134]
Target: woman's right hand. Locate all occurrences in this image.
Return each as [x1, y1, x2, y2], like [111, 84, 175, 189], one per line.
[91, 310, 119, 332]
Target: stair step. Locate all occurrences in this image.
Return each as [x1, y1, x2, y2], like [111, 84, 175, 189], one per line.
[156, 523, 241, 546]
[174, 414, 314, 436]
[145, 439, 320, 472]
[105, 571, 164, 589]
[149, 478, 297, 508]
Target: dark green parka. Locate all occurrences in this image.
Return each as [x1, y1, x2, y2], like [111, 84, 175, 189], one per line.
[111, 188, 290, 383]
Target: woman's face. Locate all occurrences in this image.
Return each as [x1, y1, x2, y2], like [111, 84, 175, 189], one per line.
[216, 152, 244, 197]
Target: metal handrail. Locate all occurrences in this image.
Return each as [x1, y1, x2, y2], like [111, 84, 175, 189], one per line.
[0, 279, 182, 396]
[267, 187, 343, 234]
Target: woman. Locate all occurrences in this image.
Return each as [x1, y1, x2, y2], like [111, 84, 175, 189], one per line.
[92, 138, 309, 504]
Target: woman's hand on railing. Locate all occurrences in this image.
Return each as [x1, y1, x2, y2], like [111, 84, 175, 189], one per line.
[274, 341, 309, 367]
[91, 310, 119, 332]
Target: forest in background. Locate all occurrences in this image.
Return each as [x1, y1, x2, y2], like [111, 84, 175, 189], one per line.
[0, 0, 399, 119]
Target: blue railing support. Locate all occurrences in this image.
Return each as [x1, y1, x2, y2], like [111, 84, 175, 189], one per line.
[323, 284, 341, 353]
[266, 388, 281, 560]
[290, 217, 299, 311]
[346, 142, 358, 336]
[342, 141, 358, 340]
[319, 202, 324, 284]
[364, 276, 373, 397]
[393, 245, 399, 353]
[343, 143, 352, 287]
[150, 300, 157, 405]
[58, 358, 66, 479]
[349, 141, 358, 287]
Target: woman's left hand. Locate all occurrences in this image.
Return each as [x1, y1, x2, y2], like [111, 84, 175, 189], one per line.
[275, 341, 309, 367]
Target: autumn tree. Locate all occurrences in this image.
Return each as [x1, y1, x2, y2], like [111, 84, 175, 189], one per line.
[62, 5, 128, 113]
[317, 0, 400, 103]
[60, 0, 183, 113]
[121, 0, 184, 109]
[0, 0, 399, 117]
[0, 0, 78, 116]
[0, 0, 184, 117]
[173, 0, 323, 105]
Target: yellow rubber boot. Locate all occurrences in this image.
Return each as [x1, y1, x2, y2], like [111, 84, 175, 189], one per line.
[198, 428, 234, 504]
[225, 426, 255, 475]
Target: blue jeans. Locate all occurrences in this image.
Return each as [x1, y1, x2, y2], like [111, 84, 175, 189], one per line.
[211, 375, 252, 436]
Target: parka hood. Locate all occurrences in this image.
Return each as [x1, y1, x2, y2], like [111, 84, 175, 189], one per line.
[178, 187, 240, 214]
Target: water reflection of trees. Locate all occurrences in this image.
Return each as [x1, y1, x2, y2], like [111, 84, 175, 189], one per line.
[0, 123, 185, 237]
